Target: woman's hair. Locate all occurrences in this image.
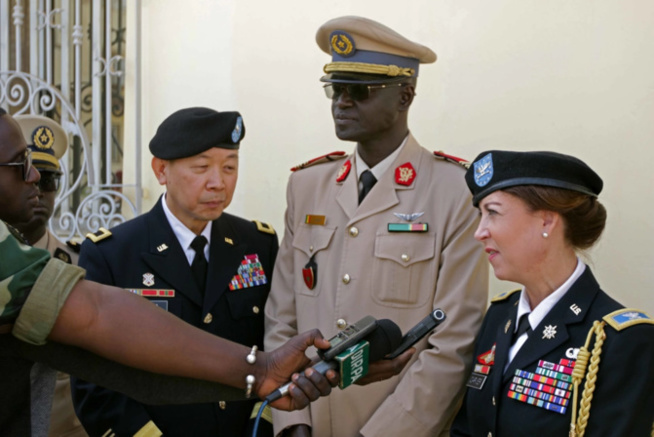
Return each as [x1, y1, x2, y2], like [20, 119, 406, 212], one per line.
[503, 185, 607, 250]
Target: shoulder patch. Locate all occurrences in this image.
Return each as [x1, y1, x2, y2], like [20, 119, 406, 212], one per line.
[53, 247, 72, 264]
[433, 150, 470, 169]
[66, 240, 81, 253]
[491, 288, 521, 303]
[603, 308, 654, 331]
[291, 151, 347, 172]
[85, 227, 112, 243]
[252, 220, 276, 235]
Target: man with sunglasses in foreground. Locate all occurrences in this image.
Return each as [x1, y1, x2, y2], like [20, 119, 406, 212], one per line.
[0, 107, 340, 436]
[10, 115, 88, 437]
[264, 16, 489, 436]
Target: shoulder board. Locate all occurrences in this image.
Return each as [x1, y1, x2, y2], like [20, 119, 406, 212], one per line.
[491, 288, 521, 303]
[252, 220, 276, 235]
[66, 240, 81, 253]
[85, 227, 112, 243]
[433, 150, 470, 169]
[291, 151, 347, 172]
[53, 247, 72, 264]
[603, 308, 654, 331]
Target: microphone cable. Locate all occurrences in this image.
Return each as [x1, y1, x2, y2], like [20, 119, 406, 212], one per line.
[252, 399, 269, 437]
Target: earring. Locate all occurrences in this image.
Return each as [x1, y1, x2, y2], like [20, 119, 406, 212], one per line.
[542, 232, 549, 238]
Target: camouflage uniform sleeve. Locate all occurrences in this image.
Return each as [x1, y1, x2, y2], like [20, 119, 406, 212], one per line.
[0, 221, 51, 325]
[0, 221, 86, 345]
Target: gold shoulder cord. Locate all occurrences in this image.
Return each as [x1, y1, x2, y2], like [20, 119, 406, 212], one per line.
[569, 321, 606, 437]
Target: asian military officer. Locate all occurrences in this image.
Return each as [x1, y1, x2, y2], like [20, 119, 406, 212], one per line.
[264, 16, 489, 437]
[11, 115, 88, 437]
[72, 108, 278, 437]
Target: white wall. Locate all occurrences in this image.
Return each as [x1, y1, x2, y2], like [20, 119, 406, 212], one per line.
[131, 0, 654, 313]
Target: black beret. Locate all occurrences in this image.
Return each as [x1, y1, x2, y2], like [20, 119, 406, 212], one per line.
[149, 107, 245, 159]
[465, 150, 603, 207]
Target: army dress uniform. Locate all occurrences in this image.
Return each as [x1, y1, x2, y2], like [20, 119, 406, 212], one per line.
[265, 135, 489, 437]
[71, 198, 278, 437]
[450, 267, 654, 436]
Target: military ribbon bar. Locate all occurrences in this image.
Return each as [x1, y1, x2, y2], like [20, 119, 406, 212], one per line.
[388, 223, 428, 232]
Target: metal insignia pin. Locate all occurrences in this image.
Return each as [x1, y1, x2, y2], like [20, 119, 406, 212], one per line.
[225, 237, 234, 245]
[142, 272, 155, 287]
[157, 244, 168, 252]
[393, 212, 425, 222]
[504, 319, 512, 334]
[542, 325, 557, 339]
[570, 304, 582, 316]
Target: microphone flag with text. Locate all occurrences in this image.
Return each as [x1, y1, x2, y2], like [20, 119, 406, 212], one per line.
[265, 316, 402, 403]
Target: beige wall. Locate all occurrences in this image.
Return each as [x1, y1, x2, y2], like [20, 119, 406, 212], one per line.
[129, 0, 654, 313]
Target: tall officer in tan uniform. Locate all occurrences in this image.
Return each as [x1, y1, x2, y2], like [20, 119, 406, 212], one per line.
[264, 16, 489, 437]
[12, 115, 88, 437]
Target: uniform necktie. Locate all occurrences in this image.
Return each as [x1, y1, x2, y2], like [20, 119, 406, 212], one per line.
[358, 170, 377, 204]
[512, 313, 531, 344]
[190, 235, 208, 291]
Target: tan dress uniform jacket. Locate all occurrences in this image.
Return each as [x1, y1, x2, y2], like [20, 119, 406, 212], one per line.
[264, 135, 489, 437]
[33, 231, 88, 437]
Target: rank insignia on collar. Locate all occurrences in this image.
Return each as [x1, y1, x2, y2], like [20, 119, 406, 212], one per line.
[157, 244, 168, 252]
[142, 272, 155, 287]
[335, 160, 352, 182]
[224, 237, 234, 245]
[504, 319, 512, 334]
[394, 162, 416, 186]
[542, 325, 557, 339]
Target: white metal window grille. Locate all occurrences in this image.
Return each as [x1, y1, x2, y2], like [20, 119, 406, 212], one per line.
[0, 0, 142, 242]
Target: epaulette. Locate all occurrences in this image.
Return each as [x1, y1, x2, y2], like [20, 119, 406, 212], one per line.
[85, 227, 112, 243]
[490, 288, 521, 303]
[603, 308, 654, 331]
[53, 247, 72, 264]
[433, 150, 470, 169]
[252, 220, 276, 235]
[291, 151, 347, 171]
[66, 240, 81, 253]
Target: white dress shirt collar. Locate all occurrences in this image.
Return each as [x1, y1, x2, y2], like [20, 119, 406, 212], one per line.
[161, 194, 212, 265]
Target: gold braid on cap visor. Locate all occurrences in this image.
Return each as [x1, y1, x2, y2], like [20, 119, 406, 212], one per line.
[324, 62, 415, 77]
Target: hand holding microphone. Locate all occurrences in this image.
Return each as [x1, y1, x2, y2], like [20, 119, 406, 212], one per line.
[265, 316, 402, 403]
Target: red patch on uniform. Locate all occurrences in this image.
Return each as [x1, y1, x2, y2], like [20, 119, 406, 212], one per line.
[394, 162, 416, 186]
[477, 343, 496, 365]
[302, 266, 316, 290]
[335, 160, 352, 182]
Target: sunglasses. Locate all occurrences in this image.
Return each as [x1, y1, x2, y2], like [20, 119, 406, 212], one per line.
[38, 171, 62, 192]
[323, 82, 406, 101]
[0, 149, 34, 181]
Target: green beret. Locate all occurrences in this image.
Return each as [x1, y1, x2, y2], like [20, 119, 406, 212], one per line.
[466, 150, 603, 207]
[149, 107, 245, 160]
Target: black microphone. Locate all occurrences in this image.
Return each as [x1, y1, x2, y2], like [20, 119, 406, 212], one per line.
[265, 318, 402, 403]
